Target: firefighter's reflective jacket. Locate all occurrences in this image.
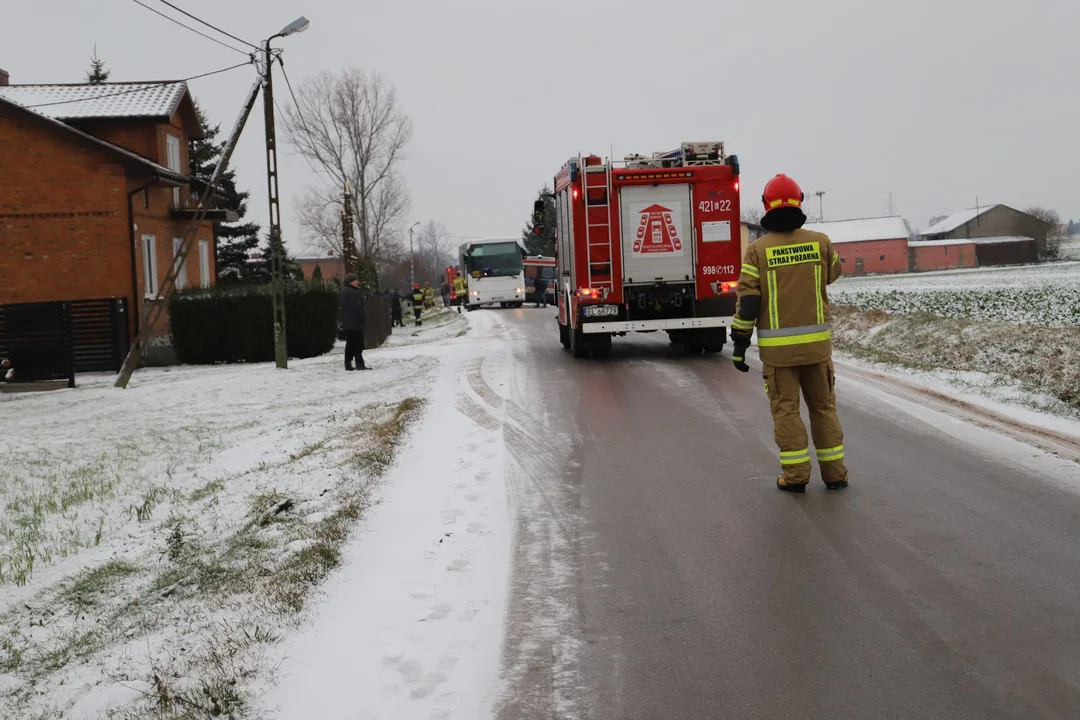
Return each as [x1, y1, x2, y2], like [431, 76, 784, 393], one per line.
[411, 288, 425, 306]
[452, 277, 466, 296]
[733, 228, 842, 367]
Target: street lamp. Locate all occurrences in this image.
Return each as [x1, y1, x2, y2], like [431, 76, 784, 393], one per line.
[408, 221, 420, 287]
[263, 16, 310, 369]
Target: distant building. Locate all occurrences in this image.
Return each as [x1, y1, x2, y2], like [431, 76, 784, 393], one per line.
[296, 257, 343, 282]
[919, 205, 1045, 261]
[802, 216, 911, 275]
[910, 236, 1037, 271]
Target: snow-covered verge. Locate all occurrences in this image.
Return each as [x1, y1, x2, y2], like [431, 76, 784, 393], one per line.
[258, 308, 518, 719]
[831, 306, 1080, 421]
[830, 261, 1080, 326]
[0, 309, 466, 719]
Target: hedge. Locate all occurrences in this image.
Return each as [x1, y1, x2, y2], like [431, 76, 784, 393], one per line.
[168, 283, 339, 364]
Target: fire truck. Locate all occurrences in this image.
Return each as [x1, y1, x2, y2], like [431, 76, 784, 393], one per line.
[549, 141, 742, 358]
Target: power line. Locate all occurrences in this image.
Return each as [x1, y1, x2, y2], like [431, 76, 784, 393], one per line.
[26, 62, 252, 109]
[276, 59, 333, 180]
[153, 0, 260, 51]
[129, 0, 250, 56]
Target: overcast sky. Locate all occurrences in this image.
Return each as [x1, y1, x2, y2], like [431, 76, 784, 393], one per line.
[5, 0, 1079, 252]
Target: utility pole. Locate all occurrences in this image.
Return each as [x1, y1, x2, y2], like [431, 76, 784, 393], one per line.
[341, 182, 356, 276]
[811, 190, 826, 222]
[408, 221, 420, 287]
[115, 77, 264, 388]
[887, 192, 894, 215]
[262, 40, 288, 370]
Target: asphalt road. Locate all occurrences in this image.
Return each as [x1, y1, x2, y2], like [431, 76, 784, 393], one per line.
[493, 307, 1080, 720]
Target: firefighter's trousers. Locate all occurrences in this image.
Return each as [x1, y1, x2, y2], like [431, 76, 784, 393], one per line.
[763, 360, 847, 485]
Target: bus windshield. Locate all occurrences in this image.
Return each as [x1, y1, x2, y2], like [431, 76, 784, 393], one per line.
[465, 242, 522, 278]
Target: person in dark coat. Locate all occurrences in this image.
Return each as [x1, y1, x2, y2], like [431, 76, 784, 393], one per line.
[390, 289, 404, 327]
[534, 275, 549, 307]
[440, 280, 451, 308]
[339, 274, 368, 370]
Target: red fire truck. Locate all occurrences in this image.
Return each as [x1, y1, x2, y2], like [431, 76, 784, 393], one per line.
[550, 141, 742, 358]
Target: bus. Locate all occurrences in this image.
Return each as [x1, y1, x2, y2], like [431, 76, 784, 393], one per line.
[523, 255, 557, 305]
[458, 237, 526, 310]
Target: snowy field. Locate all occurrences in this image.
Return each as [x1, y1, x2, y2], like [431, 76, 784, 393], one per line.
[0, 307, 492, 719]
[830, 261, 1080, 326]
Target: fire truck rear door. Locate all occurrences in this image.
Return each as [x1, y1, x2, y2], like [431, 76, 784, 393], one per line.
[619, 184, 695, 284]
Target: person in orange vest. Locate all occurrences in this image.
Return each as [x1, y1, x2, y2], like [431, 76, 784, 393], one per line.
[731, 174, 848, 493]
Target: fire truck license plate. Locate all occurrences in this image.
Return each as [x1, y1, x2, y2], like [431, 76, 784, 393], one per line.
[583, 305, 618, 318]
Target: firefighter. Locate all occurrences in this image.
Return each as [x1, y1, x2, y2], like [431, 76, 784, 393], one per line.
[452, 274, 467, 313]
[411, 283, 425, 326]
[731, 174, 848, 493]
[423, 281, 435, 309]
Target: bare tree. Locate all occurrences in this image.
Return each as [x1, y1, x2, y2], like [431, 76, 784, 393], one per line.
[1024, 206, 1066, 259]
[282, 68, 412, 259]
[414, 220, 455, 283]
[927, 214, 949, 227]
[741, 206, 764, 225]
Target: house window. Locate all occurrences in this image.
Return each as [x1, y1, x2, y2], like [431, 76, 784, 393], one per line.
[880, 255, 885, 261]
[142, 234, 158, 297]
[166, 134, 182, 208]
[173, 238, 188, 289]
[199, 240, 211, 288]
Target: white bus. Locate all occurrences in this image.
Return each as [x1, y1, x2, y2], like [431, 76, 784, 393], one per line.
[459, 237, 526, 310]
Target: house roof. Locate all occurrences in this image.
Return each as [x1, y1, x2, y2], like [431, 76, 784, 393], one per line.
[920, 205, 1000, 236]
[802, 216, 911, 244]
[911, 236, 1034, 248]
[0, 81, 204, 138]
[0, 95, 187, 185]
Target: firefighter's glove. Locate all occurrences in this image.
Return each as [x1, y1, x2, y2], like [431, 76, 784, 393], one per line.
[731, 339, 751, 374]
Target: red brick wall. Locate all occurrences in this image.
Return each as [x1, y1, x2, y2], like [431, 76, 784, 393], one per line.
[0, 105, 214, 350]
[912, 243, 977, 272]
[0, 106, 132, 306]
[298, 258, 344, 281]
[835, 238, 909, 275]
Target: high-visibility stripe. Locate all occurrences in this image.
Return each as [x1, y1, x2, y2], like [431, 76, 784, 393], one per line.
[732, 355, 744, 362]
[780, 449, 810, 465]
[816, 445, 845, 462]
[768, 199, 783, 208]
[758, 330, 832, 347]
[758, 323, 831, 338]
[741, 264, 760, 278]
[814, 265, 825, 324]
[832, 252, 840, 265]
[767, 271, 778, 329]
[732, 317, 755, 331]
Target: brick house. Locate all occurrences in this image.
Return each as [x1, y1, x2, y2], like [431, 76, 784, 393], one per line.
[802, 216, 912, 275]
[919, 205, 1045, 260]
[0, 72, 234, 364]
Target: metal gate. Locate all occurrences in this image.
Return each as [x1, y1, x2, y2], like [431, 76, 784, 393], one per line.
[0, 298, 130, 385]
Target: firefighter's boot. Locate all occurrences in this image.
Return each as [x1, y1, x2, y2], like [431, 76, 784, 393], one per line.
[764, 365, 812, 489]
[802, 360, 849, 489]
[776, 475, 807, 493]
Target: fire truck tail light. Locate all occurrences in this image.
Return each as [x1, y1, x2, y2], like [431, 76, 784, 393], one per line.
[721, 281, 738, 293]
[734, 182, 740, 192]
[572, 188, 580, 200]
[578, 287, 594, 297]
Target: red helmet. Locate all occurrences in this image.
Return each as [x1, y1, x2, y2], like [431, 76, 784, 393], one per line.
[762, 174, 804, 213]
